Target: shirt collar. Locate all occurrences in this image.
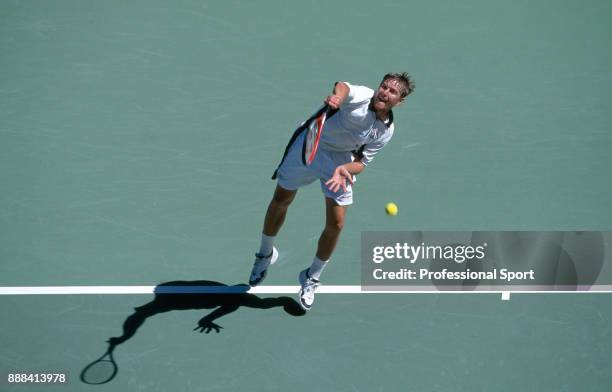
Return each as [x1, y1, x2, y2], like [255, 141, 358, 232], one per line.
[368, 99, 394, 128]
[384, 110, 394, 128]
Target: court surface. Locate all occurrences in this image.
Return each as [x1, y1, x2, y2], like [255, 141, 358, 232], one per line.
[1, 0, 612, 391]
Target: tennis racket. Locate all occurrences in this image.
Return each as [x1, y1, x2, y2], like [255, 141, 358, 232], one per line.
[302, 105, 333, 166]
[80, 345, 118, 385]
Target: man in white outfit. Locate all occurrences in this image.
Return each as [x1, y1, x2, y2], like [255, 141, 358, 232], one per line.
[249, 73, 415, 310]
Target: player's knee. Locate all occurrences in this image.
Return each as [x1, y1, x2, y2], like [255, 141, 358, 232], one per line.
[271, 194, 292, 209]
[326, 219, 344, 233]
[272, 187, 296, 208]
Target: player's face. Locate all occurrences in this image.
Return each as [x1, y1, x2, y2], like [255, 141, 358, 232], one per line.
[372, 79, 404, 111]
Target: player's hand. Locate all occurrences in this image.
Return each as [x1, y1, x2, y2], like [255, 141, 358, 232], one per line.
[324, 94, 344, 109]
[325, 165, 354, 193]
[194, 319, 223, 334]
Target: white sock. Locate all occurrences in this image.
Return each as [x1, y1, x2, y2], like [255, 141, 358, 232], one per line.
[258, 234, 275, 256]
[308, 257, 328, 280]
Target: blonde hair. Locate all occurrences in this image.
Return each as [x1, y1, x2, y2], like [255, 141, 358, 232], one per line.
[382, 73, 415, 98]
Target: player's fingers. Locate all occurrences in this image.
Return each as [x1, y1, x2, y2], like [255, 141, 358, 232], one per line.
[325, 96, 340, 109]
[327, 174, 340, 186]
[325, 96, 337, 107]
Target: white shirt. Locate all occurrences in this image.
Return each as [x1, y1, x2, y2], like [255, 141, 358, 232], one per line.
[319, 82, 394, 166]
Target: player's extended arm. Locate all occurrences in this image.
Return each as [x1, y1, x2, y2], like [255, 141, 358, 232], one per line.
[325, 82, 350, 109]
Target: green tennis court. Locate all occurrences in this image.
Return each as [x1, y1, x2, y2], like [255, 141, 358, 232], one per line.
[2, 0, 612, 390]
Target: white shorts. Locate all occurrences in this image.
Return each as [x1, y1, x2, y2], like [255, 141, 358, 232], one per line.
[277, 132, 354, 206]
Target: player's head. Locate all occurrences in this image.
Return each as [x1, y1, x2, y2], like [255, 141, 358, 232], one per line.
[382, 72, 415, 98]
[372, 72, 414, 111]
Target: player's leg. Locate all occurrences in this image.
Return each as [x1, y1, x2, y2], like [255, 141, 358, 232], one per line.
[249, 185, 298, 286]
[316, 197, 346, 261]
[298, 197, 346, 310]
[250, 130, 316, 287]
[263, 184, 297, 236]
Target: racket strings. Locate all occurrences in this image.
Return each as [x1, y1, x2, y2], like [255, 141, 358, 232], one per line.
[81, 355, 118, 384]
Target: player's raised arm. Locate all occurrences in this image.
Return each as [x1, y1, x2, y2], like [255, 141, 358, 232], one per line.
[324, 81, 349, 109]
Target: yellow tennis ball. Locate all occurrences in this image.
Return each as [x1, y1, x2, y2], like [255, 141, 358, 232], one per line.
[385, 202, 398, 216]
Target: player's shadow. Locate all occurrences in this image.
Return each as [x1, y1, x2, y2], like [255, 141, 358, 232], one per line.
[81, 280, 305, 384]
[111, 280, 305, 345]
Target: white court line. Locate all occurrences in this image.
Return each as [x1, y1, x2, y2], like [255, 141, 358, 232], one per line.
[1, 286, 612, 301]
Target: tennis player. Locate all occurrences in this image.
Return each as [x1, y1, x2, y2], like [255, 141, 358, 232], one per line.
[249, 73, 414, 310]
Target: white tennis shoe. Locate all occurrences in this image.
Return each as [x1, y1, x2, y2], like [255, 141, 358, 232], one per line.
[249, 247, 278, 286]
[298, 268, 320, 311]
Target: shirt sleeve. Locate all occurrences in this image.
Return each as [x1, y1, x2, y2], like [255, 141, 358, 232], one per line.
[341, 82, 374, 106]
[359, 126, 394, 166]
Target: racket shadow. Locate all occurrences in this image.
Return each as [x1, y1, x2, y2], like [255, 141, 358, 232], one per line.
[80, 344, 118, 385]
[81, 280, 305, 384]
